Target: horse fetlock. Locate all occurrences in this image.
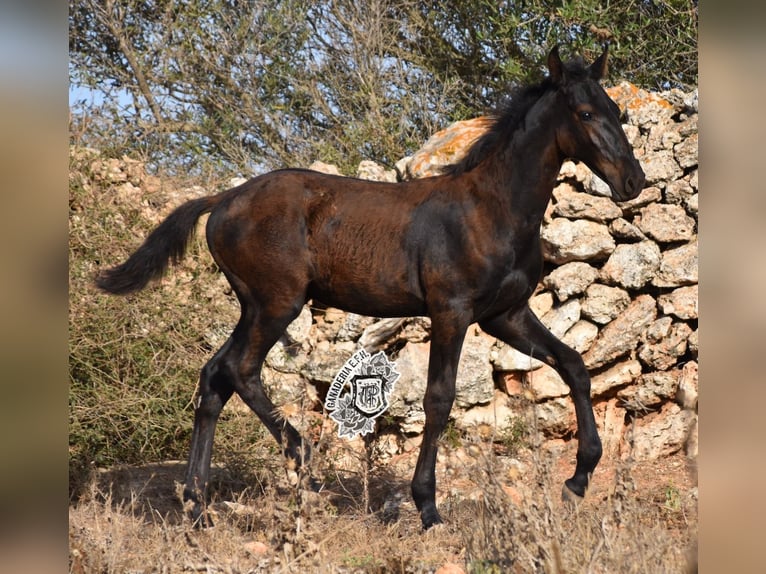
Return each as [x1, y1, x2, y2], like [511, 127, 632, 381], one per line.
[283, 440, 311, 468]
[190, 506, 215, 529]
[564, 475, 590, 499]
[182, 490, 214, 528]
[578, 440, 603, 469]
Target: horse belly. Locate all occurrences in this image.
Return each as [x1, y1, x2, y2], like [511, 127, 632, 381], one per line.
[309, 285, 426, 318]
[308, 251, 427, 318]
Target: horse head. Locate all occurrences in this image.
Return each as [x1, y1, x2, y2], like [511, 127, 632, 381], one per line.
[548, 45, 645, 201]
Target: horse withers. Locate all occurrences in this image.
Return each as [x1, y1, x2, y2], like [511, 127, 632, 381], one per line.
[95, 45, 645, 530]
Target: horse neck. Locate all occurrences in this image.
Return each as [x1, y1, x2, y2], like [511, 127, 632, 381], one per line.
[485, 99, 564, 234]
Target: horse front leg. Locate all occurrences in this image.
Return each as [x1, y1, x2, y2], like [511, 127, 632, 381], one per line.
[480, 305, 602, 500]
[411, 317, 467, 529]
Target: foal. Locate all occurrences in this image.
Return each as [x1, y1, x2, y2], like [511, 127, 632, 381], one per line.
[96, 45, 644, 529]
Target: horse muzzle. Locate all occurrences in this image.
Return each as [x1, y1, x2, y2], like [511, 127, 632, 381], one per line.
[609, 159, 645, 202]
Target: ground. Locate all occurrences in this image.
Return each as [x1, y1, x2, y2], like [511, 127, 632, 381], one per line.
[69, 432, 697, 573]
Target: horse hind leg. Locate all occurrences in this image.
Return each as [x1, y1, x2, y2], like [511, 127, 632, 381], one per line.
[183, 338, 236, 527]
[183, 299, 309, 527]
[228, 301, 312, 477]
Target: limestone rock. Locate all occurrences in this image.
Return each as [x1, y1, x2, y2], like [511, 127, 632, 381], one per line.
[674, 132, 698, 169]
[552, 186, 622, 222]
[587, 173, 613, 197]
[535, 397, 575, 437]
[609, 217, 647, 242]
[638, 321, 692, 371]
[300, 340, 356, 383]
[618, 370, 679, 411]
[558, 159, 594, 186]
[595, 398, 627, 457]
[581, 283, 631, 325]
[336, 313, 377, 342]
[616, 186, 662, 216]
[652, 239, 698, 287]
[525, 365, 569, 400]
[308, 160, 341, 175]
[606, 82, 675, 127]
[456, 390, 517, 434]
[285, 305, 313, 344]
[356, 160, 397, 182]
[646, 120, 681, 152]
[657, 285, 698, 320]
[400, 317, 431, 343]
[688, 329, 698, 359]
[261, 369, 311, 407]
[490, 342, 544, 371]
[358, 318, 405, 351]
[664, 179, 695, 206]
[541, 218, 615, 264]
[404, 117, 492, 179]
[529, 291, 554, 319]
[543, 261, 599, 302]
[599, 241, 661, 290]
[540, 299, 581, 338]
[583, 295, 657, 369]
[590, 359, 642, 397]
[265, 339, 309, 374]
[561, 320, 599, 353]
[626, 402, 696, 460]
[689, 169, 698, 191]
[388, 342, 429, 432]
[676, 361, 699, 410]
[389, 331, 494, 426]
[684, 193, 698, 216]
[635, 204, 695, 243]
[455, 329, 495, 407]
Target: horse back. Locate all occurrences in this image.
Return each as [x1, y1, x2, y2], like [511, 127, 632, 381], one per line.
[206, 169, 431, 315]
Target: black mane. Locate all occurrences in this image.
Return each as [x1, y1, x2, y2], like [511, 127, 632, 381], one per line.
[443, 57, 590, 176]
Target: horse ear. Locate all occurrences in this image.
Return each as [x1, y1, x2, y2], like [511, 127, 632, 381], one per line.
[589, 43, 609, 80]
[548, 45, 565, 84]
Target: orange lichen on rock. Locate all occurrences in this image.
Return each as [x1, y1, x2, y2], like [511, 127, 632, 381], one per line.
[606, 81, 673, 115]
[405, 116, 493, 179]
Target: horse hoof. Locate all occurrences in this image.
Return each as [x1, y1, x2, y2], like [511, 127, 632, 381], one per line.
[561, 483, 585, 506]
[420, 508, 444, 530]
[305, 476, 323, 493]
[189, 506, 215, 528]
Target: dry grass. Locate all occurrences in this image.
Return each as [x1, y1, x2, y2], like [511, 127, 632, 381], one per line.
[69, 428, 697, 573]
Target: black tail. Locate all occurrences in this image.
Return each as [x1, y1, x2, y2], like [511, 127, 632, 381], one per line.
[95, 195, 219, 295]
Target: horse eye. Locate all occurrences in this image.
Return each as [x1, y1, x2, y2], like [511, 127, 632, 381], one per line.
[579, 111, 593, 121]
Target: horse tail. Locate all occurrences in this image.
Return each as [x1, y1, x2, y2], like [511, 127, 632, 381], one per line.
[95, 194, 223, 295]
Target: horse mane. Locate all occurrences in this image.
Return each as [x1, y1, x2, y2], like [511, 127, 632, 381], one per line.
[442, 57, 590, 176]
